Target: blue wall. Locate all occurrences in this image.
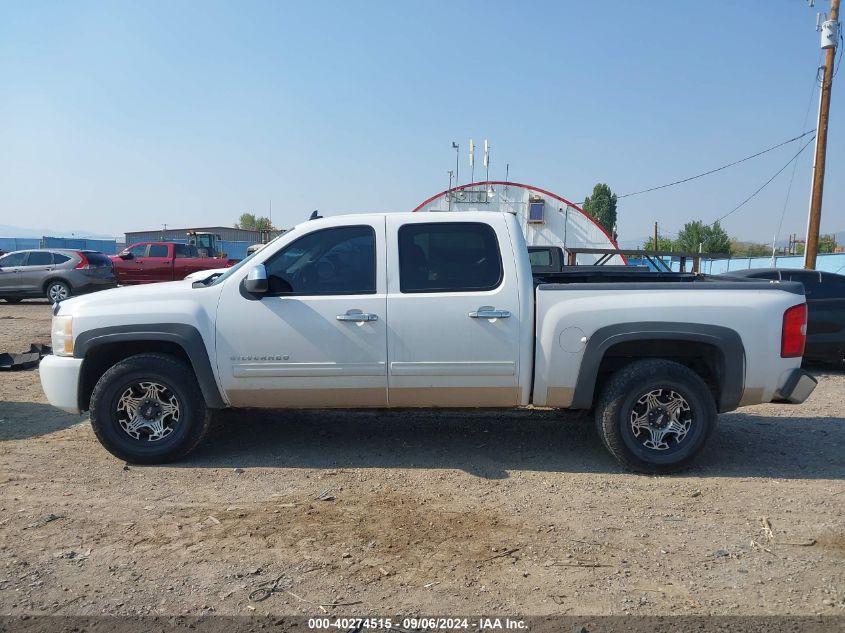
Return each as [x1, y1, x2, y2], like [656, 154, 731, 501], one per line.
[1, 236, 250, 260]
[0, 237, 40, 252]
[1, 237, 119, 254]
[669, 252, 845, 275]
[41, 236, 118, 254]
[220, 240, 250, 260]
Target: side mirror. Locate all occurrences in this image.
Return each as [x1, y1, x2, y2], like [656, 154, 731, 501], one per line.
[244, 264, 268, 294]
[119, 252, 133, 260]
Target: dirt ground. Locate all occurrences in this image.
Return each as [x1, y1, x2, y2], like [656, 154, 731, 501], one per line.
[0, 300, 843, 618]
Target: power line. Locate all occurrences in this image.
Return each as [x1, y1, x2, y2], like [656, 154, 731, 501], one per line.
[832, 29, 844, 78]
[711, 135, 816, 226]
[614, 129, 817, 200]
[574, 129, 817, 207]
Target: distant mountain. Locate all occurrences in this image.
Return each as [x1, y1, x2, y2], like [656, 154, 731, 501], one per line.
[0, 224, 117, 239]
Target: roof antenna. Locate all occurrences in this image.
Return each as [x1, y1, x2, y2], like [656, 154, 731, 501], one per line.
[309, 210, 323, 220]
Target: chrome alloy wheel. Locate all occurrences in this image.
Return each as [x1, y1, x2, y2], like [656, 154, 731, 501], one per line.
[629, 388, 692, 451]
[115, 381, 181, 442]
[48, 283, 69, 302]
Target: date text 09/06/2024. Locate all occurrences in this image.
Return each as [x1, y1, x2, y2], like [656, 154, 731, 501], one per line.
[307, 617, 527, 630]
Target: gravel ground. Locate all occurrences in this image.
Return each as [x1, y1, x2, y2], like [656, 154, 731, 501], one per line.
[0, 300, 843, 617]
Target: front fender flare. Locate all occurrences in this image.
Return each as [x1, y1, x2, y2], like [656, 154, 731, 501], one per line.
[74, 323, 226, 409]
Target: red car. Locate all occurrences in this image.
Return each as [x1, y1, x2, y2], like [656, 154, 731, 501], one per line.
[110, 242, 235, 284]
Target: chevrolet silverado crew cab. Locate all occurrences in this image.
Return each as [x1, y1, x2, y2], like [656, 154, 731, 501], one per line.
[40, 212, 817, 472]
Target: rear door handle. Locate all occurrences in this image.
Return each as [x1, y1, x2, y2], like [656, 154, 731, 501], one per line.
[337, 310, 379, 322]
[469, 307, 512, 319]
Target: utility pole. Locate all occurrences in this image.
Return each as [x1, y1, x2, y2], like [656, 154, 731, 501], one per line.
[805, 0, 840, 269]
[469, 138, 475, 184]
[452, 142, 460, 188]
[653, 222, 659, 252]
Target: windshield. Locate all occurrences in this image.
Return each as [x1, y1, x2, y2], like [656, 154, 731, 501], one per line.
[207, 232, 288, 286]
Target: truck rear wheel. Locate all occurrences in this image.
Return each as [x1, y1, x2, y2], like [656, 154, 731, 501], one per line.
[89, 353, 211, 464]
[595, 359, 717, 474]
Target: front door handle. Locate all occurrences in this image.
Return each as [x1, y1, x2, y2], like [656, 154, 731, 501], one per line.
[469, 307, 512, 319]
[337, 310, 378, 322]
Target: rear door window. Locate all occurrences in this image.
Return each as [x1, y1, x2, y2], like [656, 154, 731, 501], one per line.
[174, 244, 191, 258]
[398, 222, 503, 293]
[25, 251, 53, 266]
[148, 244, 169, 258]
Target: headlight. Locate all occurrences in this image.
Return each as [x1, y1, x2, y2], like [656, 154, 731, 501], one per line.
[51, 316, 74, 357]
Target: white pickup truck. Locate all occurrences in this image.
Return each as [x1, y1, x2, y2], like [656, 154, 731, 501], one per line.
[40, 211, 817, 472]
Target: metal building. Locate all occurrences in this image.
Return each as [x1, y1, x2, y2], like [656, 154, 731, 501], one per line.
[124, 226, 265, 245]
[413, 181, 624, 265]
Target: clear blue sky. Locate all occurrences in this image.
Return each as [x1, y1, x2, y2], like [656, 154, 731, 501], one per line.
[1, 1, 842, 245]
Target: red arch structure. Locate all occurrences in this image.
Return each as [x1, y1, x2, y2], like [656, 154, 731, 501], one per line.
[412, 180, 623, 258]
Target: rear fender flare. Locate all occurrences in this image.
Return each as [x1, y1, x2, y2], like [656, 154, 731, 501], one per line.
[571, 322, 745, 412]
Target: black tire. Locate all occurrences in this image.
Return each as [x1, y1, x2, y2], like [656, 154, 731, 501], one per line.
[89, 353, 211, 464]
[2, 297, 22, 304]
[595, 359, 717, 474]
[44, 280, 71, 303]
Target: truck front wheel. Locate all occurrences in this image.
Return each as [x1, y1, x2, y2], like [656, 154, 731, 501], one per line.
[595, 359, 717, 474]
[89, 353, 211, 464]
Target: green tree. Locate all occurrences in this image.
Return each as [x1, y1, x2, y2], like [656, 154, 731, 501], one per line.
[235, 213, 274, 230]
[729, 240, 771, 257]
[583, 183, 618, 239]
[641, 235, 675, 251]
[819, 233, 839, 254]
[675, 220, 731, 254]
[793, 234, 838, 255]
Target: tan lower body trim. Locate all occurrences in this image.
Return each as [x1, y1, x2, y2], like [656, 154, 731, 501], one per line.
[545, 387, 575, 408]
[225, 386, 520, 409]
[738, 387, 766, 407]
[387, 386, 519, 408]
[226, 388, 387, 408]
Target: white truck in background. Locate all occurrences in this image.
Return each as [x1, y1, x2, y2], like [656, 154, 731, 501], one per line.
[40, 211, 816, 473]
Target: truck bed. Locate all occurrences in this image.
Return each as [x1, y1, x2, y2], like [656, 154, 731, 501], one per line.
[533, 267, 804, 295]
[531, 273, 806, 412]
[533, 267, 702, 285]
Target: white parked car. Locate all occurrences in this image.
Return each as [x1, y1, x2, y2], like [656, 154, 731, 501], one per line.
[183, 267, 229, 282]
[40, 211, 816, 472]
[183, 244, 266, 281]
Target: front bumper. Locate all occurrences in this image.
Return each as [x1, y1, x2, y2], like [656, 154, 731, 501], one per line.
[39, 354, 83, 413]
[774, 368, 818, 404]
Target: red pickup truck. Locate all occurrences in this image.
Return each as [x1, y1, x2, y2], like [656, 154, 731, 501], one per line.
[109, 242, 235, 284]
